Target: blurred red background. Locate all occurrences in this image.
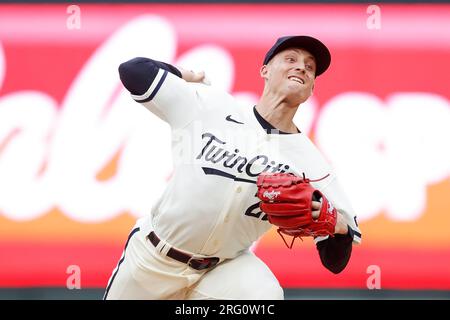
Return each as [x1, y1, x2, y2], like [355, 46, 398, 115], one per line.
[0, 4, 449, 289]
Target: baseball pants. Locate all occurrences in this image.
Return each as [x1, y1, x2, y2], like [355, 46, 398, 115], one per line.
[104, 217, 284, 300]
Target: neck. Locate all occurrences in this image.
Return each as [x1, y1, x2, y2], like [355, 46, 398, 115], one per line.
[255, 92, 300, 134]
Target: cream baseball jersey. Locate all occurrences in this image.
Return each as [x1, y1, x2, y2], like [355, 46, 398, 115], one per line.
[128, 66, 362, 260]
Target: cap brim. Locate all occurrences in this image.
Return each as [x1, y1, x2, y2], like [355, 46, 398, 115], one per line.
[265, 36, 331, 77]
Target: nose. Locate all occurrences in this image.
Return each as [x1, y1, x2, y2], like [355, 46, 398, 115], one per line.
[294, 63, 306, 74]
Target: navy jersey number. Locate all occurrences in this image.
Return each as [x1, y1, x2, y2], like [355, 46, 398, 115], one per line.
[244, 202, 268, 221]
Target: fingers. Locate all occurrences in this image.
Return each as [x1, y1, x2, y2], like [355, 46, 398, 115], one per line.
[195, 71, 212, 85]
[311, 201, 321, 220]
[311, 201, 321, 210]
[181, 69, 211, 85]
[193, 70, 205, 82]
[311, 210, 320, 220]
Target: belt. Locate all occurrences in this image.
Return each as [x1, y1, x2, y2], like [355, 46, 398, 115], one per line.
[147, 231, 220, 271]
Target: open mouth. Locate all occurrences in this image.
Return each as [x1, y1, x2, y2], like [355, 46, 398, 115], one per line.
[288, 76, 305, 84]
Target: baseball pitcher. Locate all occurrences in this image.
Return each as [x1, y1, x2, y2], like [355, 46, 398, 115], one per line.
[104, 35, 362, 300]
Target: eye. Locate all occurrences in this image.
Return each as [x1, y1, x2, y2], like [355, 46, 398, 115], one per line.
[286, 57, 295, 63]
[306, 64, 315, 71]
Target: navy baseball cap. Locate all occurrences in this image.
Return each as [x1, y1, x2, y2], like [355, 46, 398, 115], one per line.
[263, 35, 331, 77]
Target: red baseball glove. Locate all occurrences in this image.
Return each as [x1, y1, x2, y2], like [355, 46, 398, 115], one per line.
[256, 173, 337, 248]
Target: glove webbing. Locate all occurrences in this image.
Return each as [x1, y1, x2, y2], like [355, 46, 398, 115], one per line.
[275, 172, 331, 249]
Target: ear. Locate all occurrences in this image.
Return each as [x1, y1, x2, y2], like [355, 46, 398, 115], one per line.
[260, 65, 268, 80]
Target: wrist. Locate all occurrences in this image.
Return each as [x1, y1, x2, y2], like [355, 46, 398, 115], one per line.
[334, 213, 349, 235]
[179, 67, 192, 81]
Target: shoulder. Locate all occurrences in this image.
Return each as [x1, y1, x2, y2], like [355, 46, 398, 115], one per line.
[188, 83, 241, 110]
[189, 82, 233, 98]
[296, 134, 332, 166]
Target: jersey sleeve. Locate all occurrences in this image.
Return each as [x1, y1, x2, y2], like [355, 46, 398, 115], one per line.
[313, 175, 362, 245]
[118, 57, 201, 129]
